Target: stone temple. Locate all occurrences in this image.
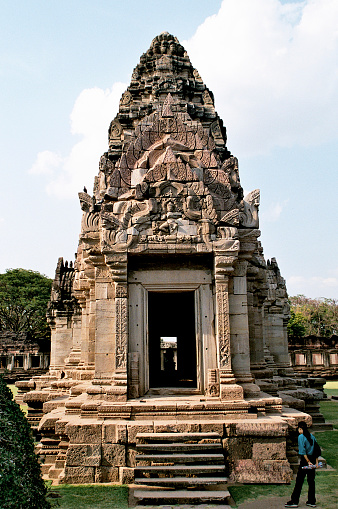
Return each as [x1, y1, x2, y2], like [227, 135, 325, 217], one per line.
[18, 33, 321, 492]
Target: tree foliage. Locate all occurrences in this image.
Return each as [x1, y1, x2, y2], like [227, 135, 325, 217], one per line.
[0, 269, 52, 341]
[288, 295, 338, 337]
[0, 375, 51, 508]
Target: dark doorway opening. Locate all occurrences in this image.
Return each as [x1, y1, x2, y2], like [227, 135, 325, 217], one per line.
[31, 355, 40, 368]
[148, 291, 197, 388]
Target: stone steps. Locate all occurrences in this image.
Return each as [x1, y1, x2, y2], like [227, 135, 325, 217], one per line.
[41, 464, 52, 475]
[137, 432, 221, 442]
[312, 422, 333, 431]
[135, 505, 232, 509]
[136, 442, 222, 452]
[135, 476, 228, 487]
[133, 489, 231, 505]
[47, 467, 64, 479]
[135, 464, 227, 475]
[136, 453, 224, 464]
[133, 431, 230, 507]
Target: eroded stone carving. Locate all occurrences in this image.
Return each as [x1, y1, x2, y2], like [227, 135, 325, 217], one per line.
[240, 189, 260, 228]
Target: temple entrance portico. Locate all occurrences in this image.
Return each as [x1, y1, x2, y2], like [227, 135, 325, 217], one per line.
[128, 265, 215, 398]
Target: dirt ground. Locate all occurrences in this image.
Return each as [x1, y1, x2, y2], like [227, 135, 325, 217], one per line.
[236, 495, 306, 508]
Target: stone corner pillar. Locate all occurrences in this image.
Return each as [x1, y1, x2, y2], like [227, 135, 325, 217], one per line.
[105, 253, 128, 401]
[229, 249, 261, 397]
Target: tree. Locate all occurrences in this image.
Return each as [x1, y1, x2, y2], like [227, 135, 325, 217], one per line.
[288, 295, 338, 337]
[0, 375, 51, 508]
[0, 269, 52, 341]
[287, 308, 306, 337]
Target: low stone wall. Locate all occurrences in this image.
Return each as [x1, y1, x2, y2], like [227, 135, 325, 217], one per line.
[289, 335, 338, 379]
[0, 331, 50, 382]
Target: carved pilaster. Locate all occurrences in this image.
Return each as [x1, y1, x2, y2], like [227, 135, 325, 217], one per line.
[214, 255, 243, 400]
[216, 279, 231, 370]
[115, 284, 128, 371]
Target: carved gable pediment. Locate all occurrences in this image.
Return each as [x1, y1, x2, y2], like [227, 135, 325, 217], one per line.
[80, 33, 260, 253]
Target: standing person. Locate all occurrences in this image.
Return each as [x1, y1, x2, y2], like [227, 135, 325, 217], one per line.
[285, 421, 318, 508]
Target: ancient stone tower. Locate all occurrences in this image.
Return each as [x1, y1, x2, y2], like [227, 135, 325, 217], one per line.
[19, 33, 311, 488]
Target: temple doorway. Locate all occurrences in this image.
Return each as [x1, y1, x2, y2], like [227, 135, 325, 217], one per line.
[148, 292, 197, 388]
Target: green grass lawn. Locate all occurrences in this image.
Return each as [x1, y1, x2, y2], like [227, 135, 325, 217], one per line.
[324, 380, 338, 398]
[48, 485, 129, 509]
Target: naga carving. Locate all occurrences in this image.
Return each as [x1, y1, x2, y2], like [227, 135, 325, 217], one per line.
[240, 189, 260, 228]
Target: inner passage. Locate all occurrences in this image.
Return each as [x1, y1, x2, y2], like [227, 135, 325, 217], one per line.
[148, 291, 197, 388]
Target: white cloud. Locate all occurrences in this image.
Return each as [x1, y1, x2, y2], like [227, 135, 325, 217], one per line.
[262, 199, 288, 222]
[287, 275, 338, 298]
[29, 150, 64, 176]
[29, 82, 126, 199]
[184, 0, 338, 156]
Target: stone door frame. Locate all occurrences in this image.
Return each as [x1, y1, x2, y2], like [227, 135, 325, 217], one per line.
[128, 269, 215, 397]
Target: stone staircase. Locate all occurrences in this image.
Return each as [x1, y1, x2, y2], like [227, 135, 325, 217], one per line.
[131, 431, 231, 508]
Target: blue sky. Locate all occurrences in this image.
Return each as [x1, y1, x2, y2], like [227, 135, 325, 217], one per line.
[0, 0, 337, 299]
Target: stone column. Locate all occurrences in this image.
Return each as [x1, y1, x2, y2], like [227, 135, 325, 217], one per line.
[263, 258, 293, 376]
[214, 254, 243, 401]
[8, 355, 14, 371]
[263, 304, 292, 375]
[64, 311, 82, 373]
[105, 253, 128, 401]
[246, 267, 272, 379]
[229, 259, 260, 396]
[74, 282, 96, 380]
[48, 310, 73, 376]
